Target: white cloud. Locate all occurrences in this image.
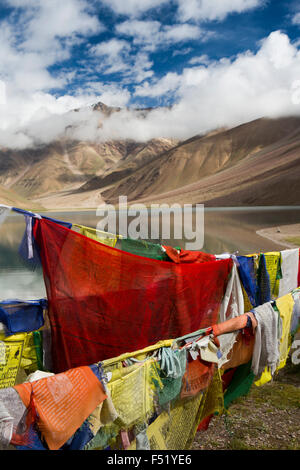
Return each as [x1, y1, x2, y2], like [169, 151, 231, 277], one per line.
[0, 87, 131, 148]
[135, 72, 182, 98]
[115, 19, 207, 51]
[176, 0, 264, 22]
[83, 84, 131, 108]
[91, 38, 130, 57]
[0, 0, 103, 95]
[0, 0, 110, 146]
[292, 12, 300, 25]
[99, 30, 300, 141]
[89, 37, 154, 82]
[116, 20, 161, 49]
[1, 25, 300, 150]
[163, 23, 205, 42]
[90, 38, 132, 75]
[188, 54, 211, 65]
[0, 81, 6, 106]
[15, 0, 102, 52]
[130, 53, 154, 82]
[100, 0, 168, 17]
[6, 0, 103, 53]
[84, 20, 207, 84]
[172, 47, 193, 56]
[100, 0, 264, 22]
[24, 107, 103, 145]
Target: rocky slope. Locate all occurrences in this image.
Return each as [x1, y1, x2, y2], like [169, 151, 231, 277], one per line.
[1, 106, 300, 209]
[99, 116, 300, 206]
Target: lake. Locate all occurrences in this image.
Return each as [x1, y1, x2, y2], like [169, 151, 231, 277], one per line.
[0, 206, 300, 301]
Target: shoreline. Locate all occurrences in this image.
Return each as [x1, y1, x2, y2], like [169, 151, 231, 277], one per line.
[38, 204, 300, 213]
[256, 223, 300, 249]
[5, 205, 300, 255]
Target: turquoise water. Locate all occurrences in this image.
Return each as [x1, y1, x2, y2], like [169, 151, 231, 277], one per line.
[0, 206, 300, 301]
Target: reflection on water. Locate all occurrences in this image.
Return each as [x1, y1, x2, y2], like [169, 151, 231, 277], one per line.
[0, 207, 300, 301]
[0, 215, 46, 301]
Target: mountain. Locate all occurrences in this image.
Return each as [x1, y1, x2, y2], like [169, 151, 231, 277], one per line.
[0, 183, 44, 210]
[97, 116, 300, 206]
[0, 136, 177, 204]
[0, 104, 300, 210]
[0, 101, 178, 207]
[79, 137, 180, 193]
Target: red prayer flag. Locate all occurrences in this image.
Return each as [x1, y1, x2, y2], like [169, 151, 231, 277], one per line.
[33, 218, 233, 373]
[162, 245, 216, 263]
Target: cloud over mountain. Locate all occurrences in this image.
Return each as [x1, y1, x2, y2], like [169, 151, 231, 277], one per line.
[0, 1, 299, 149]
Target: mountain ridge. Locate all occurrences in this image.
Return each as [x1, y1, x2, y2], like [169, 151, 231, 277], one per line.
[0, 103, 300, 209]
[99, 116, 300, 206]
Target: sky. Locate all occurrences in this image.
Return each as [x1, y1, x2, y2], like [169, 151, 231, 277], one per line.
[0, 0, 300, 148]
